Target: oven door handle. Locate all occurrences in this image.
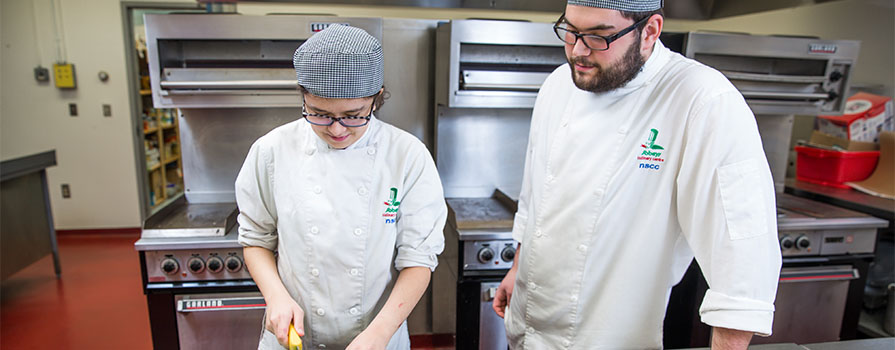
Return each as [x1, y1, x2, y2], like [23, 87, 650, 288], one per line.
[177, 296, 267, 313]
[483, 287, 498, 301]
[779, 267, 859, 283]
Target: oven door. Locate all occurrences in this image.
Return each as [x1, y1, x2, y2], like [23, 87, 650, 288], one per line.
[752, 265, 859, 344]
[175, 292, 266, 349]
[480, 281, 509, 350]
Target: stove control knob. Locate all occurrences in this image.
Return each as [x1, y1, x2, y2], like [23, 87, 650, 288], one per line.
[225, 256, 243, 273]
[477, 247, 495, 264]
[161, 258, 179, 275]
[796, 235, 811, 250]
[779, 235, 794, 250]
[188, 257, 205, 273]
[206, 257, 224, 273]
[501, 246, 516, 262]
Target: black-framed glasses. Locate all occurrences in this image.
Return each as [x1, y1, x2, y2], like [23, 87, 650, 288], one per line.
[553, 13, 651, 51]
[301, 95, 376, 127]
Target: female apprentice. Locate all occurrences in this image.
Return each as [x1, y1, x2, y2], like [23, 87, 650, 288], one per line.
[235, 24, 447, 350]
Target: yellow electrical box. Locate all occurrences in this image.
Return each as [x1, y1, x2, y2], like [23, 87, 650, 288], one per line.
[53, 63, 77, 89]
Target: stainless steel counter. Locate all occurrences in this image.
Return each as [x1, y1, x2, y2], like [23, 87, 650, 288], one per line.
[786, 178, 895, 223]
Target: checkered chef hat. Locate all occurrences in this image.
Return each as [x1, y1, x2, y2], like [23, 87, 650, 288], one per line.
[567, 0, 663, 11]
[293, 24, 384, 99]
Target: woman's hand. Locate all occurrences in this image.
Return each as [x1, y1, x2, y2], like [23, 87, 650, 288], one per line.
[264, 294, 305, 347]
[346, 324, 390, 350]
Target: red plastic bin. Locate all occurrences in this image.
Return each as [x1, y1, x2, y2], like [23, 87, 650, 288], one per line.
[794, 146, 880, 189]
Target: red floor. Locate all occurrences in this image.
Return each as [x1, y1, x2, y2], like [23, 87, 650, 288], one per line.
[0, 232, 453, 350]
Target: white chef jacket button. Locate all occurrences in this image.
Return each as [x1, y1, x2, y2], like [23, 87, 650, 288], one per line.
[594, 189, 604, 196]
[546, 174, 554, 183]
[357, 187, 368, 196]
[318, 345, 326, 349]
[366, 148, 376, 155]
[313, 186, 322, 194]
[349, 307, 359, 315]
[526, 327, 534, 334]
[316, 308, 325, 316]
[310, 268, 319, 277]
[305, 148, 315, 155]
[570, 295, 578, 302]
[528, 282, 536, 289]
[350, 268, 359, 276]
[354, 228, 363, 236]
[562, 339, 571, 347]
[310, 226, 319, 234]
[535, 230, 543, 237]
[578, 244, 588, 252]
[617, 127, 627, 134]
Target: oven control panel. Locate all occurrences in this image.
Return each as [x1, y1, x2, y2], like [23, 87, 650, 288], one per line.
[144, 248, 252, 282]
[779, 228, 877, 257]
[463, 240, 516, 270]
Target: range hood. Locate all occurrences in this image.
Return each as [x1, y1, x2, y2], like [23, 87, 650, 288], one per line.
[237, 0, 847, 20]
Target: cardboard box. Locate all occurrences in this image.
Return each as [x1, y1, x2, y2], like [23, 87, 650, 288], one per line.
[809, 130, 878, 151]
[817, 92, 893, 143]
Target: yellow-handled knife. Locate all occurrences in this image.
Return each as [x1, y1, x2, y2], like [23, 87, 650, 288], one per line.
[288, 324, 303, 350]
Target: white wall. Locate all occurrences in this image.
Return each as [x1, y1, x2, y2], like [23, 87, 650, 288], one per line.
[1, 0, 892, 229]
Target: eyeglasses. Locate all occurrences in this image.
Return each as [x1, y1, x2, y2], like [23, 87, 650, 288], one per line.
[553, 13, 651, 51]
[301, 95, 376, 127]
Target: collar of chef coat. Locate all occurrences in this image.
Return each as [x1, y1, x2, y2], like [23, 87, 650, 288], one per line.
[310, 114, 380, 152]
[604, 39, 671, 96]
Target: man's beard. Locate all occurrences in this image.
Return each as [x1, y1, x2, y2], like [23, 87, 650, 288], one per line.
[568, 33, 646, 93]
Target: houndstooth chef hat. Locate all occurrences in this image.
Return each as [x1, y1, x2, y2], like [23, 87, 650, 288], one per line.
[567, 0, 663, 11]
[293, 24, 384, 99]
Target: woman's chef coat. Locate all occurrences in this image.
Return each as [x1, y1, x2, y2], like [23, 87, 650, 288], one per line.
[236, 116, 447, 350]
[505, 40, 783, 349]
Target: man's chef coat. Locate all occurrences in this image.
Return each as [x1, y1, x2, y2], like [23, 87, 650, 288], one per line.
[505, 40, 783, 349]
[236, 116, 447, 350]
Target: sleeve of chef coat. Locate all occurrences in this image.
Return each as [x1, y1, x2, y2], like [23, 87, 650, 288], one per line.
[235, 140, 279, 251]
[675, 88, 783, 336]
[394, 144, 447, 272]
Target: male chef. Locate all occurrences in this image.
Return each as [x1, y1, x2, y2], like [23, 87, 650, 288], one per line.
[492, 0, 783, 349]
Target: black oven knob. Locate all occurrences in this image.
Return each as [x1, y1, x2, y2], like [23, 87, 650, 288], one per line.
[206, 257, 224, 273]
[779, 235, 794, 250]
[501, 246, 516, 262]
[796, 235, 811, 250]
[225, 256, 243, 272]
[161, 258, 179, 275]
[477, 247, 495, 264]
[188, 257, 205, 273]
[829, 71, 843, 82]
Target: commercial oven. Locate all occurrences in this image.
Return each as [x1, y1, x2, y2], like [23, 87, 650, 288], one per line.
[136, 14, 440, 349]
[660, 31, 889, 348]
[429, 19, 565, 350]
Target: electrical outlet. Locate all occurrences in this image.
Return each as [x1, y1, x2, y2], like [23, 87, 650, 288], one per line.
[102, 104, 112, 117]
[61, 184, 71, 198]
[69, 103, 78, 117]
[34, 66, 50, 82]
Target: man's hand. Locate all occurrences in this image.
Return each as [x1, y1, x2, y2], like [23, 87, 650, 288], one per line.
[264, 294, 305, 348]
[711, 327, 752, 350]
[346, 324, 390, 350]
[492, 265, 517, 318]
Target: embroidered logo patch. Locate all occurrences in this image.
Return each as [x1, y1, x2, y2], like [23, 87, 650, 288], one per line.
[637, 128, 666, 171]
[382, 187, 401, 224]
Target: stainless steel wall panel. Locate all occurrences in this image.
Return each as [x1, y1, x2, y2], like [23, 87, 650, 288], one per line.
[179, 108, 299, 203]
[435, 106, 531, 198]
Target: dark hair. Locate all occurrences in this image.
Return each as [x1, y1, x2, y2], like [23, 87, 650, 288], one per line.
[297, 85, 390, 111]
[620, 8, 664, 32]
